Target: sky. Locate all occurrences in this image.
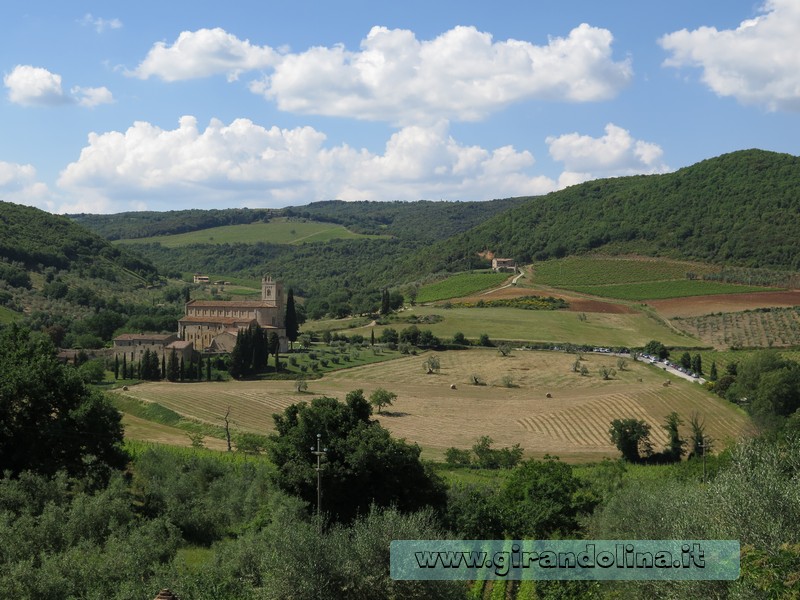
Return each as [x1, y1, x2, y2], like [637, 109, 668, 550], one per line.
[1, 0, 798, 214]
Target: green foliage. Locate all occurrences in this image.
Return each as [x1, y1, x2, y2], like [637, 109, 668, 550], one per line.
[268, 392, 446, 523]
[0, 325, 127, 480]
[609, 418, 652, 463]
[450, 294, 569, 310]
[410, 150, 800, 273]
[369, 387, 397, 414]
[444, 447, 472, 467]
[284, 287, 299, 345]
[471, 436, 523, 469]
[644, 340, 669, 360]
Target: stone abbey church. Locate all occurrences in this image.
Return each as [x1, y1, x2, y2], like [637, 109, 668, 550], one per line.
[178, 275, 288, 353]
[114, 276, 288, 362]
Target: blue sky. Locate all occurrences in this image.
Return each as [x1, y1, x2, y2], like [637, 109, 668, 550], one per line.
[1, 0, 798, 213]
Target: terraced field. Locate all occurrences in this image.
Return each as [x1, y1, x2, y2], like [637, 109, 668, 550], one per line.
[673, 307, 800, 348]
[117, 349, 751, 462]
[416, 271, 510, 303]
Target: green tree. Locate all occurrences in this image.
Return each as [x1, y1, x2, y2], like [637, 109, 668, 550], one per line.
[268, 392, 446, 523]
[0, 325, 127, 479]
[609, 418, 652, 463]
[499, 457, 598, 538]
[369, 388, 397, 414]
[285, 287, 299, 349]
[644, 340, 669, 360]
[167, 348, 179, 382]
[691, 353, 703, 375]
[709, 361, 718, 382]
[663, 412, 686, 461]
[680, 351, 692, 370]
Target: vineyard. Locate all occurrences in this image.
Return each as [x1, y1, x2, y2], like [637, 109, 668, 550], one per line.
[672, 307, 800, 348]
[118, 349, 750, 462]
[416, 271, 510, 303]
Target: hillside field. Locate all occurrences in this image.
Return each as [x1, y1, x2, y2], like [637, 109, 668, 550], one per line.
[416, 271, 510, 303]
[115, 349, 751, 462]
[115, 218, 385, 248]
[355, 305, 696, 347]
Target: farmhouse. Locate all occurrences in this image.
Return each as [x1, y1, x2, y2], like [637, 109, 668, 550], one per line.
[113, 333, 179, 362]
[492, 258, 516, 272]
[179, 275, 288, 352]
[193, 274, 210, 284]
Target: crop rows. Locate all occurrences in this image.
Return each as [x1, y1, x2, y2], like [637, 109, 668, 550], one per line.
[416, 271, 509, 303]
[674, 307, 800, 348]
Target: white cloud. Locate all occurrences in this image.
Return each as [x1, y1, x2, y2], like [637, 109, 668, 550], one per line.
[57, 116, 557, 211]
[4, 65, 113, 108]
[546, 123, 670, 187]
[0, 160, 53, 210]
[72, 86, 114, 108]
[253, 24, 633, 124]
[4, 65, 70, 106]
[131, 28, 276, 82]
[660, 0, 800, 111]
[79, 13, 122, 33]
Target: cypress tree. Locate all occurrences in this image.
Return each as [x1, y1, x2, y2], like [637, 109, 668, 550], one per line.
[206, 355, 212, 381]
[114, 355, 119, 380]
[162, 353, 166, 380]
[122, 354, 127, 380]
[285, 288, 299, 349]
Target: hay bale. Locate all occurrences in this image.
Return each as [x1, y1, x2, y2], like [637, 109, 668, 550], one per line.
[545, 392, 552, 398]
[450, 384, 457, 390]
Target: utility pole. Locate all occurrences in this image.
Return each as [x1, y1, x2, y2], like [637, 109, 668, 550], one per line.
[700, 436, 708, 484]
[311, 433, 327, 533]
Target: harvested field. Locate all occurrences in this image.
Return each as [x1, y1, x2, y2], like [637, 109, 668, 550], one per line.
[449, 286, 635, 314]
[117, 349, 751, 462]
[649, 290, 800, 318]
[121, 414, 229, 450]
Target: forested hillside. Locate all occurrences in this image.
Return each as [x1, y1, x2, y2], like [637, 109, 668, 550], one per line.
[74, 197, 528, 243]
[0, 201, 157, 278]
[407, 150, 800, 274]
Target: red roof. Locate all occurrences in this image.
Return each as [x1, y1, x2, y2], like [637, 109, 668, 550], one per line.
[187, 300, 275, 308]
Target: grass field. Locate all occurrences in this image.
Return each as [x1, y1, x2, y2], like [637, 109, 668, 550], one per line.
[355, 305, 697, 347]
[116, 349, 751, 462]
[416, 271, 510, 303]
[117, 218, 384, 248]
[534, 256, 719, 286]
[567, 280, 780, 301]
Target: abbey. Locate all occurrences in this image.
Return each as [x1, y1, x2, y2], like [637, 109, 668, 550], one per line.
[178, 275, 288, 352]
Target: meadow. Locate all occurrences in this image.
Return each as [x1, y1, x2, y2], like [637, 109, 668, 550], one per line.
[0, 305, 20, 324]
[116, 217, 384, 248]
[415, 271, 510, 303]
[116, 348, 751, 462]
[533, 256, 719, 286]
[360, 305, 696, 347]
[566, 280, 781, 301]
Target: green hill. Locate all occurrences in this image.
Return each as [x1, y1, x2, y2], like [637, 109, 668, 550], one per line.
[407, 149, 800, 274]
[0, 201, 157, 280]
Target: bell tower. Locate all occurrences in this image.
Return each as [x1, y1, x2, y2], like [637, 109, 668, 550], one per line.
[262, 275, 277, 303]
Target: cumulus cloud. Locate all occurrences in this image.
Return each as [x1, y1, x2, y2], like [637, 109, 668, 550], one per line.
[72, 86, 114, 108]
[4, 65, 70, 106]
[0, 160, 53, 210]
[546, 123, 670, 187]
[57, 116, 557, 211]
[252, 24, 633, 124]
[660, 0, 800, 111]
[79, 14, 122, 33]
[4, 65, 113, 108]
[131, 28, 276, 81]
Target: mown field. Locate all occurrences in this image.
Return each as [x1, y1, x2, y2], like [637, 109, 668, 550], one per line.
[116, 349, 751, 462]
[355, 305, 696, 347]
[416, 271, 510, 303]
[116, 218, 384, 248]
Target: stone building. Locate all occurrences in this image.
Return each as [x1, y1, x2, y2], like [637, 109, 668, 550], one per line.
[178, 275, 287, 352]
